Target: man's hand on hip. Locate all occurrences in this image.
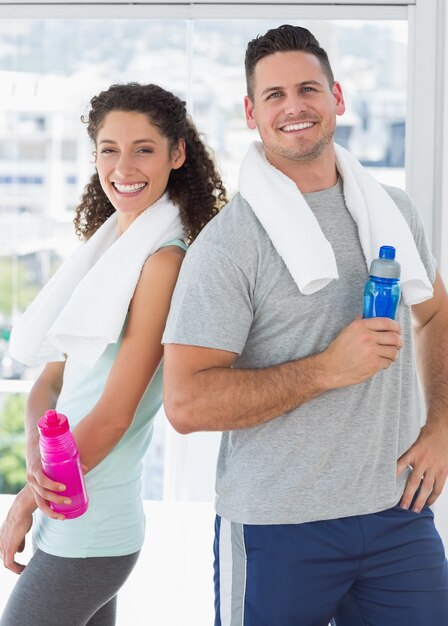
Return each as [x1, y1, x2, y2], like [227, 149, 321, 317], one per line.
[397, 421, 448, 512]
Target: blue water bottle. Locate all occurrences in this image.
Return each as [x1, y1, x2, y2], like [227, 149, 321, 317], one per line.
[362, 245, 401, 320]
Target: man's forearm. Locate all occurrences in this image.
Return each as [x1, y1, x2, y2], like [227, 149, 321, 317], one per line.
[397, 288, 448, 511]
[165, 317, 403, 434]
[168, 351, 332, 433]
[415, 306, 448, 428]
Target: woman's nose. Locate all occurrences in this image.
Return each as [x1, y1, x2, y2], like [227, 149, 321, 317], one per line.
[114, 152, 136, 177]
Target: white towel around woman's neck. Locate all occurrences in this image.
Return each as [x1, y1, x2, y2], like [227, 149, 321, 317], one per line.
[238, 141, 433, 305]
[9, 193, 185, 367]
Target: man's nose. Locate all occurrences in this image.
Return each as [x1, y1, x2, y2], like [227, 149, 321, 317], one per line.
[283, 93, 307, 117]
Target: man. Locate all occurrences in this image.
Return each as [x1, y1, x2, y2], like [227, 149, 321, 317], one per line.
[163, 25, 448, 625]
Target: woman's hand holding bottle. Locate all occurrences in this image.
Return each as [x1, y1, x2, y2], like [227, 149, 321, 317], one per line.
[26, 445, 68, 519]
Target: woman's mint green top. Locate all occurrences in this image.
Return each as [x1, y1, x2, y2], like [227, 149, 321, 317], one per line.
[33, 239, 187, 558]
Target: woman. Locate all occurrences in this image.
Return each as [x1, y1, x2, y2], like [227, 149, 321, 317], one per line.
[0, 82, 226, 626]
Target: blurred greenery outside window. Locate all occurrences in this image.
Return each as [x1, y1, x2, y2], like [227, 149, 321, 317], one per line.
[0, 394, 26, 493]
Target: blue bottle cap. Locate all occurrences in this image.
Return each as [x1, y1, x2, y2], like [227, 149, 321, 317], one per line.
[379, 245, 396, 260]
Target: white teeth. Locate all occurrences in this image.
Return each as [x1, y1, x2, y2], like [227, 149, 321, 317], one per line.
[282, 122, 315, 132]
[114, 182, 146, 193]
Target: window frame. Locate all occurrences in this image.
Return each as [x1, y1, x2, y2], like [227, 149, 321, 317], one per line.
[406, 0, 446, 266]
[0, 1, 410, 19]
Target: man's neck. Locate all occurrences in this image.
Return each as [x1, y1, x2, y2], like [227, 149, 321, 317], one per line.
[265, 146, 339, 194]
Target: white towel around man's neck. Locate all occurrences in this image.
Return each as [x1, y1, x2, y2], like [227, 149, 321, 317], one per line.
[238, 141, 433, 305]
[9, 194, 185, 367]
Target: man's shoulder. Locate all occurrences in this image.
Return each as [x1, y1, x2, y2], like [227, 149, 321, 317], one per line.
[189, 192, 268, 255]
[381, 183, 412, 208]
[381, 183, 419, 226]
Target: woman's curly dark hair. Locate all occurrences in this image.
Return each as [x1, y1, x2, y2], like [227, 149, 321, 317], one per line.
[74, 83, 227, 242]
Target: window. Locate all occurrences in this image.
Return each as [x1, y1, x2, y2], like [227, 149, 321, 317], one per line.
[0, 15, 408, 502]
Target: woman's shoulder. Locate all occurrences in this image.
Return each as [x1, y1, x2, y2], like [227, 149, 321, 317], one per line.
[139, 244, 185, 286]
[125, 241, 186, 332]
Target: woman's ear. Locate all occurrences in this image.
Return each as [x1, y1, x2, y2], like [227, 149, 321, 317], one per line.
[171, 139, 186, 170]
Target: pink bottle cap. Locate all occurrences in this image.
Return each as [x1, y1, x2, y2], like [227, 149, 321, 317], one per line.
[38, 410, 69, 437]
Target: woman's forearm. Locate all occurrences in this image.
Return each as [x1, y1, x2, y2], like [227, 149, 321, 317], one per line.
[13, 485, 38, 516]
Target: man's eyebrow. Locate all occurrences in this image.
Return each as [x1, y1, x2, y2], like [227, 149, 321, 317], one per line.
[298, 80, 323, 87]
[260, 85, 283, 97]
[260, 80, 323, 97]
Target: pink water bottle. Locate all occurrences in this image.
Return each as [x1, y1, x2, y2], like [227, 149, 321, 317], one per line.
[38, 409, 88, 519]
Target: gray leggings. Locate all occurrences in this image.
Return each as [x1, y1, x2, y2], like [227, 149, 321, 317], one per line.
[0, 548, 140, 626]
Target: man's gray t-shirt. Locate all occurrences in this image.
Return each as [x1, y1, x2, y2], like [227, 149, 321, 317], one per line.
[163, 178, 436, 524]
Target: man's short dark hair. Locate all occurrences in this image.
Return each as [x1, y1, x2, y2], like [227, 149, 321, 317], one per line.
[245, 24, 335, 99]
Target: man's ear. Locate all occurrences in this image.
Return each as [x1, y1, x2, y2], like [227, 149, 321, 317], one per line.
[333, 82, 346, 117]
[244, 96, 257, 130]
